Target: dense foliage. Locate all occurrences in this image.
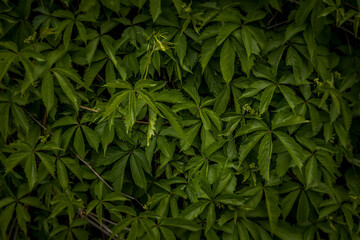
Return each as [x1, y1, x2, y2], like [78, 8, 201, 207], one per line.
[1, 0, 360, 239]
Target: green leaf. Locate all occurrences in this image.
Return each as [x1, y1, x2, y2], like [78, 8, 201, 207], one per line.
[127, 91, 137, 131]
[161, 218, 202, 231]
[305, 156, 318, 188]
[100, 36, 127, 80]
[75, 21, 87, 45]
[36, 152, 56, 177]
[220, 39, 235, 84]
[74, 127, 85, 158]
[203, 108, 222, 131]
[258, 133, 273, 181]
[19, 196, 45, 209]
[259, 85, 276, 114]
[279, 85, 299, 110]
[216, 23, 240, 46]
[156, 102, 186, 142]
[100, 0, 120, 13]
[180, 201, 209, 220]
[0, 103, 10, 140]
[0, 203, 15, 239]
[0, 54, 16, 83]
[318, 6, 336, 18]
[25, 154, 37, 190]
[175, 32, 187, 65]
[284, 23, 306, 43]
[268, 46, 287, 76]
[5, 152, 28, 174]
[334, 121, 348, 148]
[41, 72, 54, 112]
[0, 197, 15, 209]
[86, 38, 100, 64]
[235, 120, 269, 137]
[82, 125, 100, 151]
[147, 108, 157, 146]
[110, 156, 128, 191]
[160, 227, 176, 240]
[295, 0, 317, 25]
[281, 189, 300, 220]
[11, 104, 29, 133]
[109, 218, 134, 240]
[286, 47, 304, 84]
[130, 155, 147, 189]
[101, 90, 130, 120]
[264, 188, 281, 232]
[16, 204, 31, 234]
[242, 27, 253, 59]
[53, 72, 78, 111]
[150, 0, 162, 22]
[213, 84, 230, 115]
[200, 38, 217, 72]
[274, 131, 303, 170]
[272, 112, 309, 130]
[137, 89, 162, 116]
[297, 191, 309, 225]
[238, 131, 267, 165]
[57, 159, 69, 189]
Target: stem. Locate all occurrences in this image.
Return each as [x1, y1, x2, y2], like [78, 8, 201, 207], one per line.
[340, 26, 360, 40]
[266, 20, 288, 30]
[7, 217, 17, 240]
[12, 226, 18, 240]
[80, 106, 99, 112]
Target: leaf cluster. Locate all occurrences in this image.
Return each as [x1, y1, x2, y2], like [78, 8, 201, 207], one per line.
[1, 0, 360, 239]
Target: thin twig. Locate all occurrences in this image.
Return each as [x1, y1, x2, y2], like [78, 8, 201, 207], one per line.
[12, 226, 18, 240]
[344, 30, 352, 54]
[136, 120, 149, 124]
[288, 0, 300, 5]
[86, 214, 114, 234]
[267, 11, 278, 26]
[80, 105, 99, 112]
[344, 2, 359, 11]
[96, 74, 105, 82]
[266, 20, 288, 30]
[79, 209, 128, 240]
[68, 146, 115, 191]
[339, 26, 360, 40]
[7, 217, 17, 240]
[83, 215, 114, 238]
[22, 108, 47, 131]
[88, 212, 117, 226]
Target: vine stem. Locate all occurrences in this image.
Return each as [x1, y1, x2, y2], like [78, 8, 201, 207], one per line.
[7, 217, 17, 240]
[21, 107, 144, 209]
